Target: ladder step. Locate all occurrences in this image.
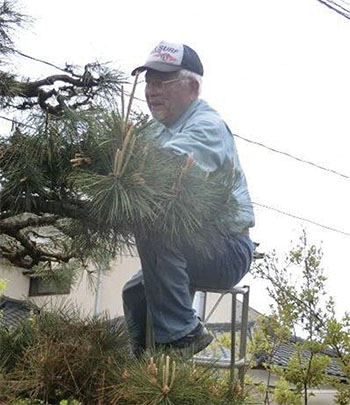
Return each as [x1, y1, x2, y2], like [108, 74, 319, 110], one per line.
[194, 357, 246, 369]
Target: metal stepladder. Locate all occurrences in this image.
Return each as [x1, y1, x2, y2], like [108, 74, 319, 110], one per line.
[193, 285, 250, 390]
[146, 285, 250, 390]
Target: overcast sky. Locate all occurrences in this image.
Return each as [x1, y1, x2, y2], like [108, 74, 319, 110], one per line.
[6, 0, 350, 316]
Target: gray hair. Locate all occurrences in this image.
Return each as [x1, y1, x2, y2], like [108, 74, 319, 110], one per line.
[177, 69, 202, 96]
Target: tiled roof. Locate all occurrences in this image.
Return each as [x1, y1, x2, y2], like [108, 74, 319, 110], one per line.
[268, 340, 347, 380]
[0, 296, 30, 329]
[197, 323, 347, 381]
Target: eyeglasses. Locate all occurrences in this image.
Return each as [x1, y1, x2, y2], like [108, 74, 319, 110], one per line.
[145, 78, 181, 91]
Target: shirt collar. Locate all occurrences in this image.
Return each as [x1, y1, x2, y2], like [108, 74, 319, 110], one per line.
[168, 98, 201, 131]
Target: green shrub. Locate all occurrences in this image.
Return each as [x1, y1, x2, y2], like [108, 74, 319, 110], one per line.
[0, 308, 131, 404]
[111, 352, 244, 405]
[0, 308, 250, 404]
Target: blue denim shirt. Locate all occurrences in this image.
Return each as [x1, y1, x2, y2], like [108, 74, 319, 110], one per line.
[152, 98, 255, 232]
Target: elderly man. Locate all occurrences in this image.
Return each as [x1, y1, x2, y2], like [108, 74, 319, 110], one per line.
[123, 41, 255, 357]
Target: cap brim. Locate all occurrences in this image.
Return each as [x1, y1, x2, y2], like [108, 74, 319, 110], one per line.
[131, 62, 181, 76]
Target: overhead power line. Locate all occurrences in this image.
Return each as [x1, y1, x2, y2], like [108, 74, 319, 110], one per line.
[1, 115, 349, 181]
[2, 46, 350, 238]
[253, 201, 350, 237]
[5, 47, 69, 73]
[233, 133, 350, 180]
[337, 0, 350, 7]
[0, 116, 349, 238]
[325, 0, 350, 12]
[327, 0, 350, 12]
[3, 51, 349, 179]
[0, 115, 37, 130]
[316, 0, 350, 19]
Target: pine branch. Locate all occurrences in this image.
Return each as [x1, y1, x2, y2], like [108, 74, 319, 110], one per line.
[70, 112, 240, 250]
[0, 213, 59, 231]
[0, 0, 31, 58]
[0, 63, 126, 115]
[0, 214, 79, 268]
[0, 195, 89, 221]
[0, 56, 239, 269]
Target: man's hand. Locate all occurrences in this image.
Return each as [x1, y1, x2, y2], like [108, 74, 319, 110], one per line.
[70, 153, 92, 167]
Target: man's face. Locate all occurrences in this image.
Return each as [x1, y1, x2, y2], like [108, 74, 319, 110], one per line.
[145, 70, 197, 127]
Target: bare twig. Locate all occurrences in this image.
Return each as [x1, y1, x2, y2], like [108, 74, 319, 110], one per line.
[124, 72, 139, 125]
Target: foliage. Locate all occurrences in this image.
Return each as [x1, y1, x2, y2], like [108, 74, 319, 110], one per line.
[324, 314, 350, 404]
[1, 397, 79, 404]
[0, 0, 239, 282]
[252, 231, 334, 405]
[67, 107, 238, 249]
[274, 343, 330, 404]
[201, 332, 268, 404]
[0, 307, 131, 404]
[0, 5, 244, 402]
[0, 314, 35, 373]
[249, 313, 292, 404]
[0, 0, 29, 59]
[0, 307, 250, 404]
[273, 377, 302, 405]
[114, 353, 244, 405]
[0, 99, 238, 273]
[0, 2, 127, 275]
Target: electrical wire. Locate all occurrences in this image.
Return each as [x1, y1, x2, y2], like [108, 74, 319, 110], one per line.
[233, 133, 350, 180]
[336, 0, 350, 5]
[8, 48, 69, 74]
[324, 0, 350, 13]
[0, 115, 36, 130]
[252, 202, 350, 237]
[315, 0, 350, 19]
[2, 37, 350, 239]
[5, 51, 349, 179]
[1, 116, 349, 238]
[1, 115, 349, 181]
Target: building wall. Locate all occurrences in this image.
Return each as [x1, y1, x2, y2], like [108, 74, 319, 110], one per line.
[30, 269, 98, 315]
[0, 260, 30, 300]
[0, 255, 256, 323]
[0, 254, 139, 317]
[98, 254, 140, 317]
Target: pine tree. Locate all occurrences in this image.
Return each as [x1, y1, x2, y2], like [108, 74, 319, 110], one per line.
[0, 1, 240, 283]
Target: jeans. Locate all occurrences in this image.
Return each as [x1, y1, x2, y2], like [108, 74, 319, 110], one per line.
[122, 232, 255, 354]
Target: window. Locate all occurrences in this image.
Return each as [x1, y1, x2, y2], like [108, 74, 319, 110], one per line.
[28, 277, 71, 296]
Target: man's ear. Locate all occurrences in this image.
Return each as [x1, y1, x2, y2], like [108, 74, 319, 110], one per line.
[190, 79, 200, 97]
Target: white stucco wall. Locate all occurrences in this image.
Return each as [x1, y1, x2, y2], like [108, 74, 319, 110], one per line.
[0, 254, 140, 317]
[0, 260, 30, 300]
[1, 253, 256, 324]
[98, 254, 140, 318]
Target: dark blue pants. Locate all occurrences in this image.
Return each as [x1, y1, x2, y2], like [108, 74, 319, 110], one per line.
[122, 232, 254, 353]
